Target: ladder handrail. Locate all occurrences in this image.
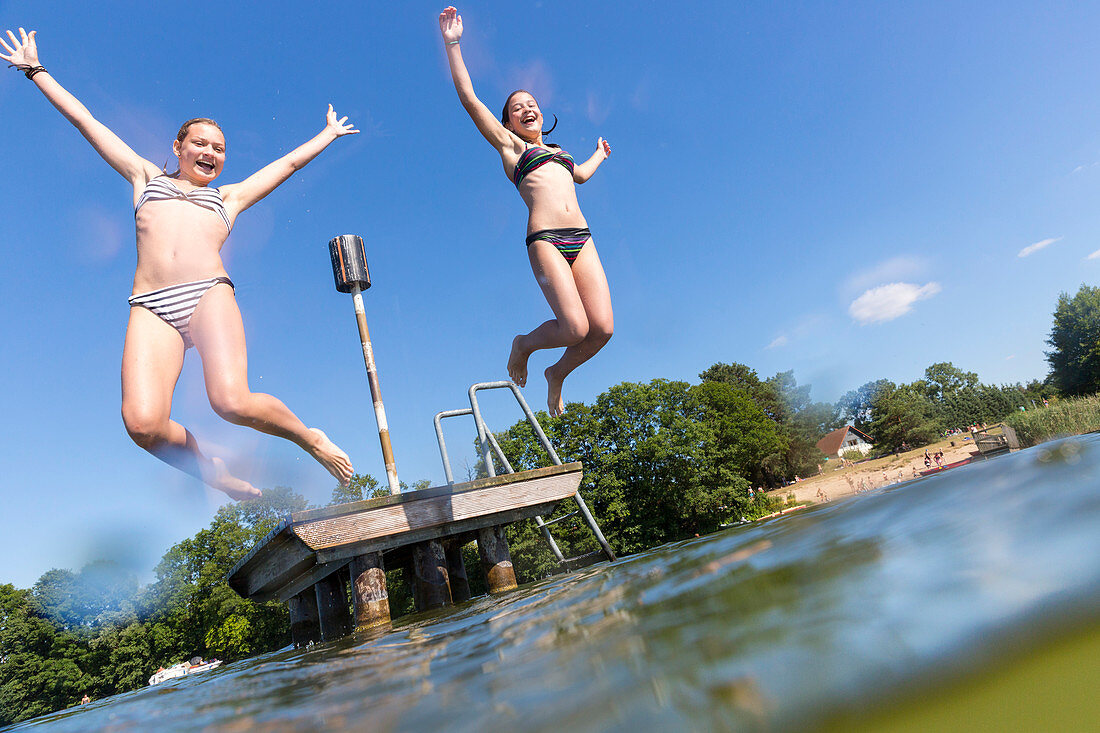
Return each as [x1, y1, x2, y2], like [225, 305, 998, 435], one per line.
[433, 380, 615, 566]
[468, 381, 563, 474]
[434, 408, 515, 485]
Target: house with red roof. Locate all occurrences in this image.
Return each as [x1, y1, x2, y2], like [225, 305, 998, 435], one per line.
[816, 425, 874, 458]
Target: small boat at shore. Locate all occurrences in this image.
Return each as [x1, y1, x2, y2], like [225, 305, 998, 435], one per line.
[148, 658, 222, 686]
[919, 455, 981, 476]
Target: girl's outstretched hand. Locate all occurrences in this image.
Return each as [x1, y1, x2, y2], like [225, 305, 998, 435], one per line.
[325, 104, 359, 137]
[439, 6, 463, 44]
[596, 137, 612, 160]
[0, 27, 40, 68]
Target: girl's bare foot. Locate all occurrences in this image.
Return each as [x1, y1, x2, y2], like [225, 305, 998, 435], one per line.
[309, 428, 354, 487]
[545, 365, 566, 417]
[507, 335, 530, 386]
[207, 457, 263, 501]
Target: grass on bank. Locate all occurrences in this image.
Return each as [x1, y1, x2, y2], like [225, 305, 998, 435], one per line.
[1003, 394, 1100, 447]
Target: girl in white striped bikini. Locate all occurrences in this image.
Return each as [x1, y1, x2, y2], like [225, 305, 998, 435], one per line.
[2, 28, 357, 500]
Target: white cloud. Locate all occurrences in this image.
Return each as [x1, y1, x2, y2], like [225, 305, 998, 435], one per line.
[843, 256, 925, 298]
[1087, 249, 1100, 260]
[586, 91, 611, 125]
[1018, 237, 1061, 258]
[766, 335, 789, 350]
[849, 282, 942, 324]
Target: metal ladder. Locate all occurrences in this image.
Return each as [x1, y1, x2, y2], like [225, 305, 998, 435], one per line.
[433, 381, 616, 570]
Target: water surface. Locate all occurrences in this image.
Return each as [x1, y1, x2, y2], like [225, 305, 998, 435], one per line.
[13, 436, 1100, 732]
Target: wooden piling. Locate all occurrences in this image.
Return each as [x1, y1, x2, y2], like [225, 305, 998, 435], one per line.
[445, 542, 472, 603]
[349, 552, 390, 631]
[413, 540, 452, 610]
[478, 525, 518, 593]
[288, 589, 321, 647]
[315, 570, 352, 641]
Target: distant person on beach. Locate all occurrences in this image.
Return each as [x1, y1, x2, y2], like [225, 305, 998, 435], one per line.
[2, 28, 356, 500]
[438, 7, 613, 416]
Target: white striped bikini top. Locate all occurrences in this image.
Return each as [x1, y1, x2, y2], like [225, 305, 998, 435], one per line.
[136, 175, 232, 232]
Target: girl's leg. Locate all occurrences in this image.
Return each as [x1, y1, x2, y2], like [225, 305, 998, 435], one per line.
[507, 241, 592, 387]
[188, 283, 354, 487]
[543, 242, 613, 416]
[121, 306, 262, 500]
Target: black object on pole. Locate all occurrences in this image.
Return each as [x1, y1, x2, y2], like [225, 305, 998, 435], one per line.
[328, 233, 401, 494]
[329, 234, 371, 293]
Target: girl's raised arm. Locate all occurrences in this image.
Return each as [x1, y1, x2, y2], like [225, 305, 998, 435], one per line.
[439, 7, 520, 154]
[573, 137, 612, 184]
[1, 28, 159, 185]
[219, 105, 358, 219]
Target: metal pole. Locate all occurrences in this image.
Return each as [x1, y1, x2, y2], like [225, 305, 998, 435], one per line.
[351, 283, 400, 495]
[468, 384, 497, 479]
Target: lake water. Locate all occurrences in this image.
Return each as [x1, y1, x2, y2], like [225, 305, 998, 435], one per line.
[11, 435, 1100, 732]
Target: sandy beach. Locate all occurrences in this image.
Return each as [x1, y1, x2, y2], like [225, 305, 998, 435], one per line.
[770, 435, 981, 505]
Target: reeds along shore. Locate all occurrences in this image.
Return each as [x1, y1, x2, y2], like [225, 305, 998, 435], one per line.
[1003, 394, 1100, 447]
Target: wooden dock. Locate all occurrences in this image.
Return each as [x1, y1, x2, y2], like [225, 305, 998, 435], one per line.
[228, 462, 583, 644]
[972, 423, 1020, 457]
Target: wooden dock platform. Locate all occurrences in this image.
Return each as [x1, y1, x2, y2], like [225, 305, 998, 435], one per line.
[972, 423, 1020, 457]
[228, 463, 583, 643]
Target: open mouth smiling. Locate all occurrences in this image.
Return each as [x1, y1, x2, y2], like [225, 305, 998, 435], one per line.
[196, 159, 216, 173]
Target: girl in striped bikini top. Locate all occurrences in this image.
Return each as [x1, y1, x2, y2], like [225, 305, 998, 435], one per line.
[512, 144, 575, 187]
[136, 175, 232, 231]
[440, 6, 614, 420]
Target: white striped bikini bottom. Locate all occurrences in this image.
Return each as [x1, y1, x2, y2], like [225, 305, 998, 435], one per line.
[128, 276, 234, 349]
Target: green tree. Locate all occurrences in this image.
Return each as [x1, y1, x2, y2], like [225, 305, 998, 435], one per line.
[493, 379, 778, 580]
[767, 370, 842, 480]
[867, 384, 940, 452]
[918, 362, 979, 402]
[1046, 285, 1100, 396]
[700, 362, 786, 420]
[329, 473, 380, 505]
[0, 585, 89, 724]
[693, 381, 786, 490]
[837, 379, 895, 431]
[140, 487, 307, 664]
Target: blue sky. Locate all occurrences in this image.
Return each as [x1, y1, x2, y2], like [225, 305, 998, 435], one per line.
[3, 0, 1100, 588]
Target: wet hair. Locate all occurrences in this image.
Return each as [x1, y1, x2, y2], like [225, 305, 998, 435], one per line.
[500, 90, 556, 136]
[164, 118, 224, 173]
[176, 117, 223, 145]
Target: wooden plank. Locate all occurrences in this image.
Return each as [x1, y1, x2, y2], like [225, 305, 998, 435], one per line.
[227, 517, 293, 585]
[236, 532, 318, 599]
[286, 463, 581, 524]
[313, 502, 563, 565]
[292, 470, 580, 551]
[255, 560, 349, 604]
